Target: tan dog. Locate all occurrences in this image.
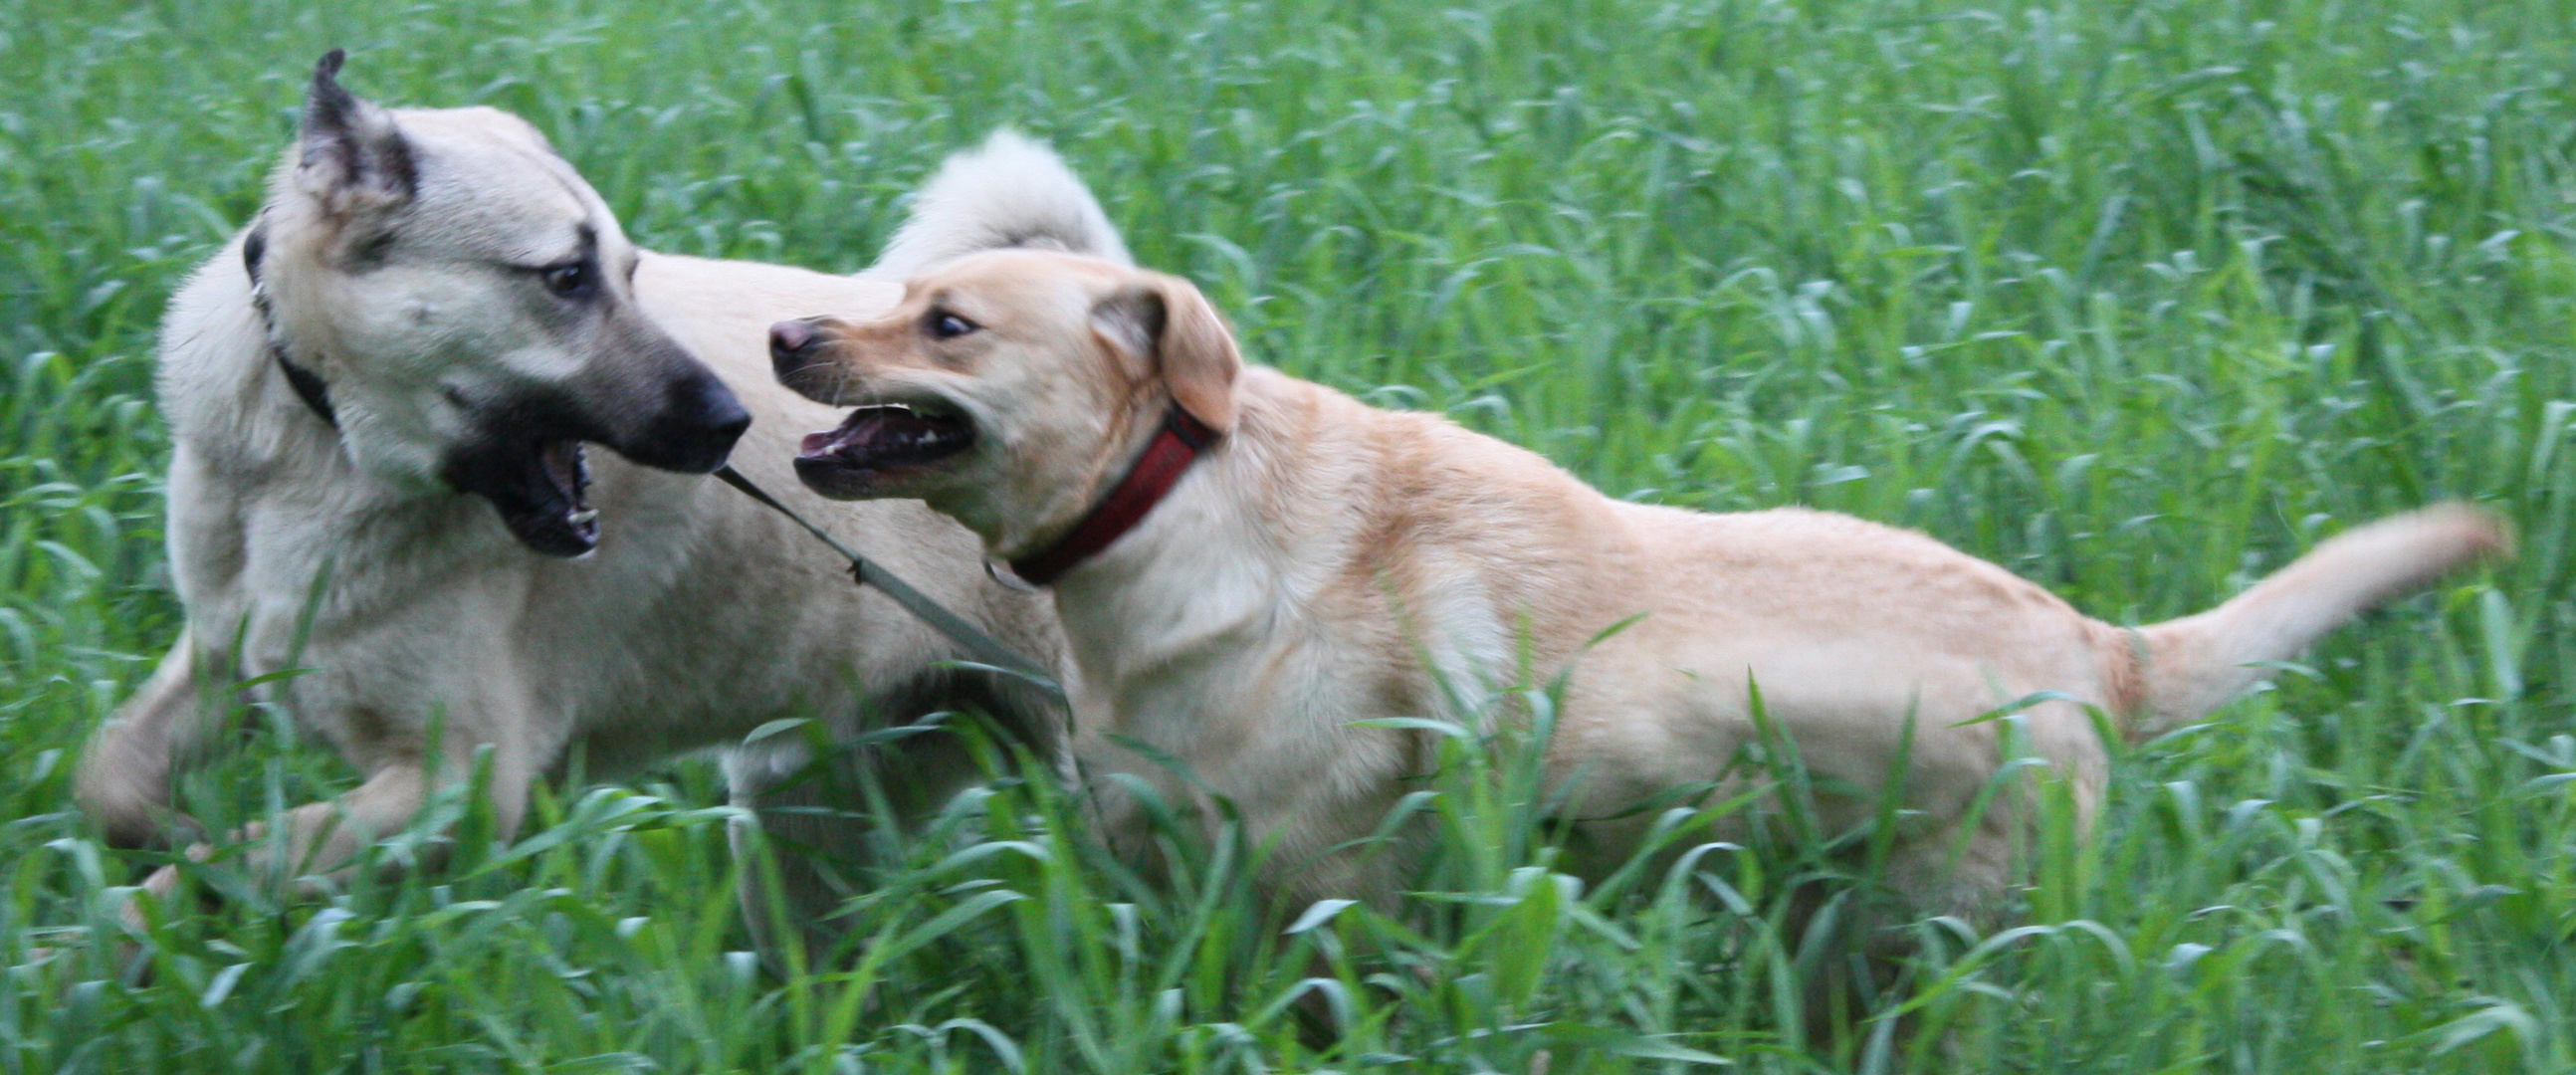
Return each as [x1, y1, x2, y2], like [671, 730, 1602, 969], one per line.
[771, 248, 2505, 924]
[73, 56, 1127, 949]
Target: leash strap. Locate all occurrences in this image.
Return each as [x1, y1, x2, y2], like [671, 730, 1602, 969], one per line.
[713, 465, 1061, 695]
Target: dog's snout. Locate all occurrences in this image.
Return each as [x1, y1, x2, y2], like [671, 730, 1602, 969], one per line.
[697, 375, 753, 445]
[770, 319, 815, 356]
[619, 369, 751, 475]
[682, 371, 752, 458]
[770, 319, 822, 382]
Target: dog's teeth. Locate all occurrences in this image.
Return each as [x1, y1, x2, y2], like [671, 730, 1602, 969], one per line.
[567, 509, 599, 526]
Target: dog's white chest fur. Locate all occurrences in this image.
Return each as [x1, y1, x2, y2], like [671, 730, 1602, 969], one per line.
[1045, 416, 1521, 906]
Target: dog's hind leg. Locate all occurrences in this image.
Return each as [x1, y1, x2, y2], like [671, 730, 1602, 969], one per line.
[77, 629, 221, 848]
[727, 742, 871, 971]
[727, 669, 1065, 970]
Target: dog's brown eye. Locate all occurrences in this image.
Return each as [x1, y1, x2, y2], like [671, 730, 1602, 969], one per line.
[927, 312, 977, 339]
[542, 261, 593, 298]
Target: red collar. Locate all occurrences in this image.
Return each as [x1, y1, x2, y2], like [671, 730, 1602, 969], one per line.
[1008, 406, 1219, 586]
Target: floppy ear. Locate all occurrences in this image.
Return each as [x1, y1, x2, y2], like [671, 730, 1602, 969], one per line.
[1090, 273, 1241, 433]
[296, 50, 417, 217]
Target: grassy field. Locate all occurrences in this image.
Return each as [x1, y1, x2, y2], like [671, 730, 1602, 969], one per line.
[6, 0, 2575, 1070]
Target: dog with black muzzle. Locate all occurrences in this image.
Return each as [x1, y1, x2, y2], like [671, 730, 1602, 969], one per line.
[75, 53, 1121, 950]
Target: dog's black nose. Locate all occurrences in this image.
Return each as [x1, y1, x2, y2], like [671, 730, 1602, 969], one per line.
[769, 320, 817, 377]
[629, 368, 751, 475]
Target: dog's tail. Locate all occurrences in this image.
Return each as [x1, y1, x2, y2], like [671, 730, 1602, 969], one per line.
[2116, 504, 2509, 740]
[865, 129, 1131, 279]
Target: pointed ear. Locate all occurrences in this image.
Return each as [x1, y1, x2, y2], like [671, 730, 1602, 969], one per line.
[297, 50, 417, 217]
[1090, 272, 1241, 433]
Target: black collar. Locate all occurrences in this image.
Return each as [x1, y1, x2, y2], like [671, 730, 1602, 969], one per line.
[242, 220, 339, 428]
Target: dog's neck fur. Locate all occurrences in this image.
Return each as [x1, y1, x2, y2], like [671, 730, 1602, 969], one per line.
[1006, 405, 1218, 585]
[1039, 369, 1524, 729]
[1041, 372, 1309, 676]
[159, 229, 361, 479]
[156, 225, 517, 621]
[242, 216, 341, 429]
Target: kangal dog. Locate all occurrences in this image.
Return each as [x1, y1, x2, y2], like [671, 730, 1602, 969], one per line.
[74, 53, 1119, 947]
[770, 248, 2507, 929]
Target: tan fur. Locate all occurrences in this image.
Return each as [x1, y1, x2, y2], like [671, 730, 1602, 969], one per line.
[783, 247, 2508, 923]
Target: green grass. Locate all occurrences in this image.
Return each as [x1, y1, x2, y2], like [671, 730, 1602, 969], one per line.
[6, 0, 2575, 1069]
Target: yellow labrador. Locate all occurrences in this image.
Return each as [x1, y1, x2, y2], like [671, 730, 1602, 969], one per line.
[768, 248, 2505, 923]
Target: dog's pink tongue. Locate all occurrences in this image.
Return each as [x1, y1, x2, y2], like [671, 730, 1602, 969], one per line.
[800, 409, 882, 460]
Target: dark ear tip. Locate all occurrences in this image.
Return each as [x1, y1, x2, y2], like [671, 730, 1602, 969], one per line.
[313, 49, 347, 92]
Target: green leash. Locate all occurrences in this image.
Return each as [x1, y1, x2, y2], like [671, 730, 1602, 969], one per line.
[713, 465, 1062, 696]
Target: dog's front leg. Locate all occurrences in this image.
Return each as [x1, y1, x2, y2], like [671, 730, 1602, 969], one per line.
[125, 717, 543, 926]
[76, 628, 219, 848]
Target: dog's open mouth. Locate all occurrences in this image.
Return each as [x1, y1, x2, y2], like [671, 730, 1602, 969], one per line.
[452, 436, 599, 557]
[794, 403, 974, 496]
[506, 438, 597, 555]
